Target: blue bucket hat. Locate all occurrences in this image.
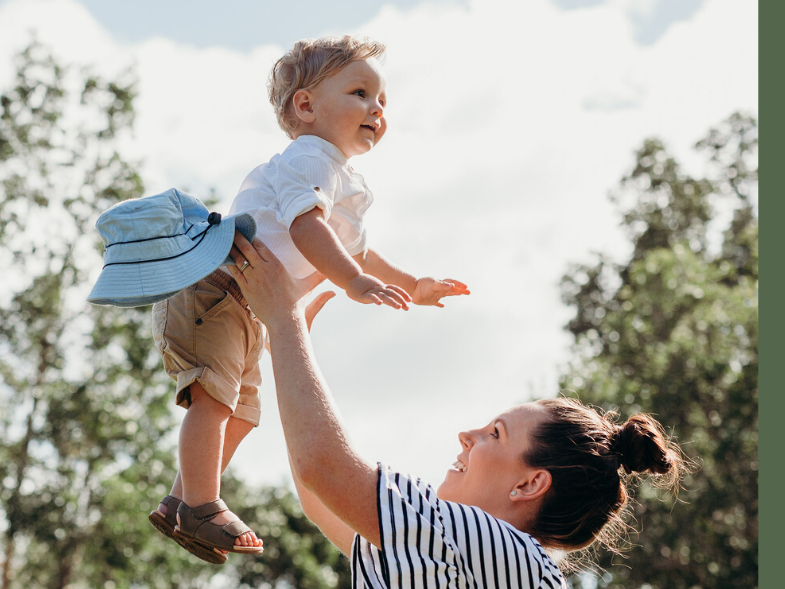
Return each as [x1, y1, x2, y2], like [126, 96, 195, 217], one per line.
[88, 188, 256, 307]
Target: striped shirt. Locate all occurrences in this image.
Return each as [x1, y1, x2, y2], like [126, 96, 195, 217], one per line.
[351, 464, 566, 589]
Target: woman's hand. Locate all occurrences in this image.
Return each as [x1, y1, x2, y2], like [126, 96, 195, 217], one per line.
[227, 233, 324, 330]
[228, 233, 381, 550]
[305, 291, 336, 332]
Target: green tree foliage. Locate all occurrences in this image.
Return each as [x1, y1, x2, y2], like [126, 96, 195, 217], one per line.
[0, 39, 183, 588]
[0, 42, 350, 589]
[559, 113, 757, 589]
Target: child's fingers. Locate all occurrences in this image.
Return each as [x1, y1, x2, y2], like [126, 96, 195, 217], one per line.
[441, 280, 470, 295]
[379, 294, 402, 309]
[363, 293, 382, 305]
[383, 287, 410, 309]
[387, 284, 412, 302]
[442, 278, 468, 289]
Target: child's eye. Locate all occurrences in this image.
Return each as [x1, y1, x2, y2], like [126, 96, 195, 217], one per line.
[353, 89, 366, 98]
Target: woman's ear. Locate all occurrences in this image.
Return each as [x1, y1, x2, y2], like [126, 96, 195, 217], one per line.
[511, 469, 551, 502]
[293, 89, 316, 124]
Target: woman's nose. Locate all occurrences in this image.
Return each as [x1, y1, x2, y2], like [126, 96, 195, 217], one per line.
[458, 430, 473, 449]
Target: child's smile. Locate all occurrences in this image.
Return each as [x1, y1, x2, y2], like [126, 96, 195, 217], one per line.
[301, 57, 387, 158]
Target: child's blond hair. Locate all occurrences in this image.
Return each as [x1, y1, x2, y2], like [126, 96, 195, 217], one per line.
[269, 35, 386, 138]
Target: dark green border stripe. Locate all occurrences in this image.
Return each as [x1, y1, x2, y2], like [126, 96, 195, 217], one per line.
[759, 2, 775, 588]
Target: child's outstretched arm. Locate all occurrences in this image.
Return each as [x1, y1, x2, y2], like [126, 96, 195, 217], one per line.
[355, 248, 470, 308]
[289, 208, 410, 309]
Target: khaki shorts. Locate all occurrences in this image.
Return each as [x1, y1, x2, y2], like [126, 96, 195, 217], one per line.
[152, 271, 265, 426]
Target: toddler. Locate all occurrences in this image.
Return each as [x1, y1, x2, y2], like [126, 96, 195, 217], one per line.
[149, 35, 469, 563]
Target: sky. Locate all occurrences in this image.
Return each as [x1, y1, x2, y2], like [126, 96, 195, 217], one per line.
[0, 0, 758, 491]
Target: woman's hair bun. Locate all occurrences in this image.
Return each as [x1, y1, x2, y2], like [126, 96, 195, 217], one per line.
[611, 415, 674, 475]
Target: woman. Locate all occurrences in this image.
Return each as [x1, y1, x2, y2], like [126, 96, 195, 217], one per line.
[227, 235, 687, 588]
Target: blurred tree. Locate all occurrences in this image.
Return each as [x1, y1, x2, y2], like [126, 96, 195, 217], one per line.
[559, 113, 757, 589]
[0, 41, 350, 589]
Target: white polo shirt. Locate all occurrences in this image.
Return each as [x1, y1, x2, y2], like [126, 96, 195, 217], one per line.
[351, 464, 567, 589]
[229, 135, 373, 279]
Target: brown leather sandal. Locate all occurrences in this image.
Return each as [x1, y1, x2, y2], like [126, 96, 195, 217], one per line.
[148, 495, 228, 565]
[173, 499, 264, 556]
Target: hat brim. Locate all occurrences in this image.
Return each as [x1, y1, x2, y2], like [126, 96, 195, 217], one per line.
[88, 213, 256, 307]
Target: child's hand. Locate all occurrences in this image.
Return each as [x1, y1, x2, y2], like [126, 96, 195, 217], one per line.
[412, 277, 470, 308]
[346, 274, 411, 310]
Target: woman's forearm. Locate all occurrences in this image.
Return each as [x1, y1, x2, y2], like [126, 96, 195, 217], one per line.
[288, 451, 356, 555]
[267, 312, 382, 547]
[227, 233, 382, 547]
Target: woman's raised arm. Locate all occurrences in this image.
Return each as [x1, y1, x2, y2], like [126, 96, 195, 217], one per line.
[227, 234, 382, 548]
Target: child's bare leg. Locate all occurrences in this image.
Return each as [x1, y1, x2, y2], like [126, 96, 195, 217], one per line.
[164, 413, 254, 499]
[173, 382, 261, 548]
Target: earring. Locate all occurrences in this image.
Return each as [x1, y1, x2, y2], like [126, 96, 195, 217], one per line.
[510, 490, 517, 497]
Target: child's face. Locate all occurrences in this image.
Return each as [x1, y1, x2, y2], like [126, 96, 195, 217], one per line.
[306, 58, 387, 158]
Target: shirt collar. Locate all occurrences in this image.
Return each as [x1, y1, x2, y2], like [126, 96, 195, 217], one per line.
[295, 135, 349, 166]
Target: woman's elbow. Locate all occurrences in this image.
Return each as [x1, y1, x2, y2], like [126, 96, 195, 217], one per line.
[292, 456, 328, 493]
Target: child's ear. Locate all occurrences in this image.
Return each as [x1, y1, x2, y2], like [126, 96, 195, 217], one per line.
[293, 90, 316, 124]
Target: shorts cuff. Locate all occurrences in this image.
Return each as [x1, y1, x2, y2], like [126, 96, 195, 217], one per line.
[233, 403, 261, 427]
[175, 366, 239, 413]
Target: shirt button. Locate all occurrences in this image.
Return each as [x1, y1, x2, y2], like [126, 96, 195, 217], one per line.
[195, 318, 203, 325]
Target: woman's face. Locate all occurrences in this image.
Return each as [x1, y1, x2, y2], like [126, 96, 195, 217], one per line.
[437, 403, 548, 513]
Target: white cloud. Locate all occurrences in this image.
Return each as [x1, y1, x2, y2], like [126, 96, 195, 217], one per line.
[0, 0, 758, 488]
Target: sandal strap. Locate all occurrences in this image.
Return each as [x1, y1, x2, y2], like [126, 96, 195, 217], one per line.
[160, 495, 180, 508]
[176, 500, 258, 551]
[159, 495, 182, 526]
[222, 520, 252, 537]
[189, 499, 228, 520]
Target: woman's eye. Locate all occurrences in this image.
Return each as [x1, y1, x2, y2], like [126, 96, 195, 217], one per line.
[492, 428, 499, 439]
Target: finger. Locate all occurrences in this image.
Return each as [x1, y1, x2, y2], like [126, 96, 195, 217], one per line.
[233, 233, 261, 266]
[442, 278, 469, 294]
[436, 301, 445, 308]
[250, 237, 278, 263]
[364, 294, 382, 305]
[386, 284, 412, 302]
[227, 262, 248, 285]
[313, 290, 336, 307]
[229, 245, 246, 266]
[379, 293, 403, 309]
[442, 279, 468, 289]
[227, 263, 243, 283]
[441, 280, 471, 295]
[306, 291, 336, 323]
[382, 288, 410, 309]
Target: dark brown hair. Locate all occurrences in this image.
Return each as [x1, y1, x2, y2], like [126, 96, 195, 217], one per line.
[525, 397, 686, 552]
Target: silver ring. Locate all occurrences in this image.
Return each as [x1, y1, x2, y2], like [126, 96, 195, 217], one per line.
[239, 260, 250, 273]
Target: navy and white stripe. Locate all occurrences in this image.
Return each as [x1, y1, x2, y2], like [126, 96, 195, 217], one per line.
[351, 464, 566, 589]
